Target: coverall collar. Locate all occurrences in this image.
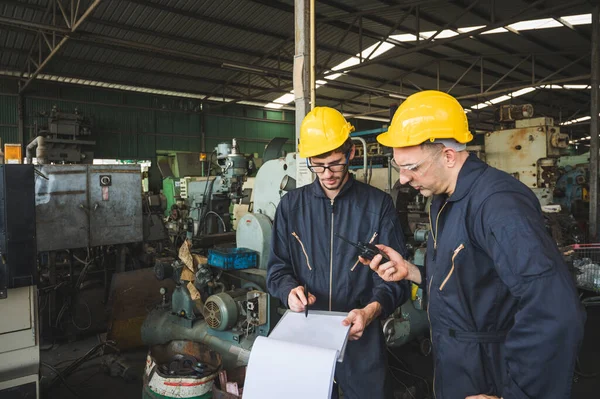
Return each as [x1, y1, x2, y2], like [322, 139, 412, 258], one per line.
[310, 172, 356, 199]
[446, 153, 488, 203]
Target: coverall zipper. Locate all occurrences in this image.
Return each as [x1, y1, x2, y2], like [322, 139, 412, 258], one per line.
[427, 273, 436, 398]
[427, 200, 448, 398]
[329, 198, 335, 311]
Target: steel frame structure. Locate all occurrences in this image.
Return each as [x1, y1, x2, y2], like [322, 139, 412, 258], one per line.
[0, 0, 592, 131]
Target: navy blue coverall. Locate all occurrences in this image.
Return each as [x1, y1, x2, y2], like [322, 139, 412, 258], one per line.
[267, 175, 409, 399]
[426, 154, 585, 398]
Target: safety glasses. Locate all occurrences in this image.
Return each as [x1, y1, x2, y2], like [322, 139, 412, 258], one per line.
[390, 148, 443, 177]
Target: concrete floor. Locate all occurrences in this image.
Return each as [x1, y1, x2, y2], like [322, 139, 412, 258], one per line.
[41, 307, 600, 399]
[41, 335, 145, 399]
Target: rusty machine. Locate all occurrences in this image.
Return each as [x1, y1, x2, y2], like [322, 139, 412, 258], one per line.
[484, 110, 570, 206]
[479, 104, 584, 244]
[26, 106, 96, 165]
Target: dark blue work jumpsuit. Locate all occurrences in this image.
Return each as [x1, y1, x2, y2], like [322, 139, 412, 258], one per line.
[426, 154, 585, 398]
[267, 175, 409, 399]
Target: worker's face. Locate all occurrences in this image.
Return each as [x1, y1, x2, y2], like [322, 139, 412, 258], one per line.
[309, 146, 355, 192]
[392, 146, 445, 197]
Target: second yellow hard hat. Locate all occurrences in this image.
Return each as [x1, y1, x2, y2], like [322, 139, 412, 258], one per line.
[377, 90, 473, 148]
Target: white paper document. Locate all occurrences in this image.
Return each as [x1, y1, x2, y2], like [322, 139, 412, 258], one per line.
[242, 310, 350, 399]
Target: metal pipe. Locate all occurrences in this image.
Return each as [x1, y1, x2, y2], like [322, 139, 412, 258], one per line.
[26, 136, 39, 164]
[590, 5, 599, 241]
[141, 309, 252, 370]
[310, 0, 315, 110]
[18, 93, 24, 159]
[351, 137, 368, 183]
[294, 0, 310, 141]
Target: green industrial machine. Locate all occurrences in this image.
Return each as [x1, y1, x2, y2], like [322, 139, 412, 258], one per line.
[157, 151, 209, 217]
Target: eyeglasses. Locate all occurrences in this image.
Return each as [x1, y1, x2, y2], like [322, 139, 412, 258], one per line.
[390, 148, 443, 177]
[307, 153, 350, 174]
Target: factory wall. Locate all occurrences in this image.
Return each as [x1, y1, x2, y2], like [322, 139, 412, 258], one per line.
[0, 79, 298, 159]
[0, 78, 384, 161]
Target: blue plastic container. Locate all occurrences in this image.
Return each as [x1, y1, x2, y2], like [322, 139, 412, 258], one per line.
[207, 247, 258, 270]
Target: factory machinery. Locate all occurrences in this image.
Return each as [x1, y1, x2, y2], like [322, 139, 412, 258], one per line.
[141, 148, 432, 372]
[161, 139, 254, 249]
[26, 106, 96, 164]
[479, 104, 588, 244]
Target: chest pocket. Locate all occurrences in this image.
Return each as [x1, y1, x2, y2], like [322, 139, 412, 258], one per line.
[439, 243, 465, 291]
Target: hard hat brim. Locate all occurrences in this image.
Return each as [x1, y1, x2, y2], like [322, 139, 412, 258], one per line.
[377, 131, 402, 148]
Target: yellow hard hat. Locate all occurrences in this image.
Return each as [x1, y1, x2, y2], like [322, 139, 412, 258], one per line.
[377, 90, 473, 148]
[298, 107, 355, 158]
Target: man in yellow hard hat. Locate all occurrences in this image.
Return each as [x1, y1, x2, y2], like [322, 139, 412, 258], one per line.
[266, 106, 410, 398]
[363, 90, 585, 399]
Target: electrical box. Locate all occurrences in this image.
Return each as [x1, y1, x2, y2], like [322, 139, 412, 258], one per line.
[0, 165, 37, 299]
[35, 164, 143, 251]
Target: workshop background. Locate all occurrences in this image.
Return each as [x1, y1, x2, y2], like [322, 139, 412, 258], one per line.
[0, 0, 598, 398]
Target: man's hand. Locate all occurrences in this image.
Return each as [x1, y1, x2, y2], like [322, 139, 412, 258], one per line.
[342, 302, 381, 340]
[465, 395, 500, 399]
[287, 285, 316, 312]
[360, 244, 421, 284]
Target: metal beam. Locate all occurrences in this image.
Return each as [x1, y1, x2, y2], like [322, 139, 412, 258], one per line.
[19, 0, 103, 94]
[456, 74, 591, 100]
[317, 0, 444, 22]
[0, 15, 70, 34]
[447, 0, 590, 102]
[447, 58, 479, 94]
[422, 0, 480, 44]
[321, 0, 575, 75]
[590, 5, 599, 241]
[485, 56, 531, 93]
[0, 12, 429, 93]
[2, 0, 543, 95]
[535, 53, 590, 85]
[315, 0, 589, 111]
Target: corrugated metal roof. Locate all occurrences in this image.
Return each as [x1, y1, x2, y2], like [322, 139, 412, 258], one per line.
[0, 0, 594, 133]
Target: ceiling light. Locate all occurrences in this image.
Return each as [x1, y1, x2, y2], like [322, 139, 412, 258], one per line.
[508, 18, 562, 31]
[331, 57, 360, 72]
[273, 93, 295, 104]
[482, 27, 508, 34]
[563, 84, 590, 89]
[511, 87, 536, 97]
[562, 14, 591, 25]
[324, 72, 343, 80]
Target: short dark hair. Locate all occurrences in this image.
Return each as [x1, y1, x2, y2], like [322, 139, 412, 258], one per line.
[312, 137, 353, 159]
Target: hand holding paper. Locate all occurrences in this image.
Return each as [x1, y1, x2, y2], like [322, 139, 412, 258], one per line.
[342, 302, 382, 340]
